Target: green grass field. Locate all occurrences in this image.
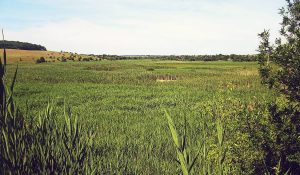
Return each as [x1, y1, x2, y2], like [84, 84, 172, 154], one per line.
[7, 60, 274, 174]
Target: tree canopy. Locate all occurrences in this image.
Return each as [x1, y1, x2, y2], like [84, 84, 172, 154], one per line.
[0, 40, 46, 51]
[257, 0, 300, 174]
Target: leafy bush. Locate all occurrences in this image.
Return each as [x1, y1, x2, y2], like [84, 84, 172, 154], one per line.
[36, 57, 46, 64]
[256, 0, 300, 174]
[146, 67, 155, 71]
[61, 58, 67, 62]
[82, 57, 94, 61]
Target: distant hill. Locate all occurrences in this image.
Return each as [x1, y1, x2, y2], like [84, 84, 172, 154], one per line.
[0, 40, 47, 51]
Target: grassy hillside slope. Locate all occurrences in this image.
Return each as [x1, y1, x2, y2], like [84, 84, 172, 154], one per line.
[5, 49, 70, 63]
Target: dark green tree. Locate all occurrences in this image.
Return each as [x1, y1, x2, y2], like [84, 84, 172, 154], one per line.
[257, 0, 300, 174]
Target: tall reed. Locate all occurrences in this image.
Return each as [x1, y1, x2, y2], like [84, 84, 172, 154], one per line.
[0, 30, 95, 174]
[165, 109, 228, 175]
[165, 111, 199, 175]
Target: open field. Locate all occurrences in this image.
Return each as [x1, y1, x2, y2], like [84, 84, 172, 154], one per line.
[5, 59, 274, 174]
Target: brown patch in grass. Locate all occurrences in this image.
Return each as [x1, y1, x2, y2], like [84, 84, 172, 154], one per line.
[156, 75, 177, 82]
[237, 69, 259, 76]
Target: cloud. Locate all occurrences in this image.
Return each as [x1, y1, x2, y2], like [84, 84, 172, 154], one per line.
[3, 0, 285, 55]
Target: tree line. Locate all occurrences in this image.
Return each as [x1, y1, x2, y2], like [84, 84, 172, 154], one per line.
[0, 40, 47, 51]
[98, 54, 257, 62]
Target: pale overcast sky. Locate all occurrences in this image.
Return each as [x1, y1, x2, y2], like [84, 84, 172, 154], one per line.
[0, 0, 286, 55]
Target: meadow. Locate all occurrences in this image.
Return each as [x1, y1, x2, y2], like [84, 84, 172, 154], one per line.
[6, 59, 274, 174]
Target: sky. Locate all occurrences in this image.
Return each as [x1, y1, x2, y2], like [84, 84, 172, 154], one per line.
[0, 0, 286, 55]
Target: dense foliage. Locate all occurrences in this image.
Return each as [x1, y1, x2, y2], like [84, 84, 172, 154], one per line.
[256, 0, 300, 174]
[0, 40, 46, 51]
[36, 57, 46, 64]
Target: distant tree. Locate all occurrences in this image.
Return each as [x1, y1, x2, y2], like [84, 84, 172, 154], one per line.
[82, 57, 90, 61]
[257, 0, 300, 174]
[0, 40, 46, 50]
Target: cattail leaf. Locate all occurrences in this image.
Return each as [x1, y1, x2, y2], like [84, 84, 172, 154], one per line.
[182, 133, 186, 152]
[221, 148, 227, 164]
[3, 48, 6, 70]
[165, 110, 190, 175]
[64, 107, 71, 134]
[177, 150, 189, 175]
[2, 30, 6, 70]
[2, 130, 9, 155]
[165, 110, 180, 148]
[188, 151, 200, 173]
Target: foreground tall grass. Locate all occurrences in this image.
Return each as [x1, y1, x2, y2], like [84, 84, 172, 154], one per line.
[0, 33, 94, 174]
[166, 110, 227, 175]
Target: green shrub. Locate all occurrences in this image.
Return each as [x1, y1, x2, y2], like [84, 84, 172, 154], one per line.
[257, 1, 300, 174]
[36, 57, 46, 64]
[146, 67, 155, 71]
[82, 57, 93, 61]
[61, 58, 67, 62]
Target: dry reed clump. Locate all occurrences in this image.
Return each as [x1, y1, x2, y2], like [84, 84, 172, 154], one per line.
[156, 75, 177, 82]
[236, 69, 258, 76]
